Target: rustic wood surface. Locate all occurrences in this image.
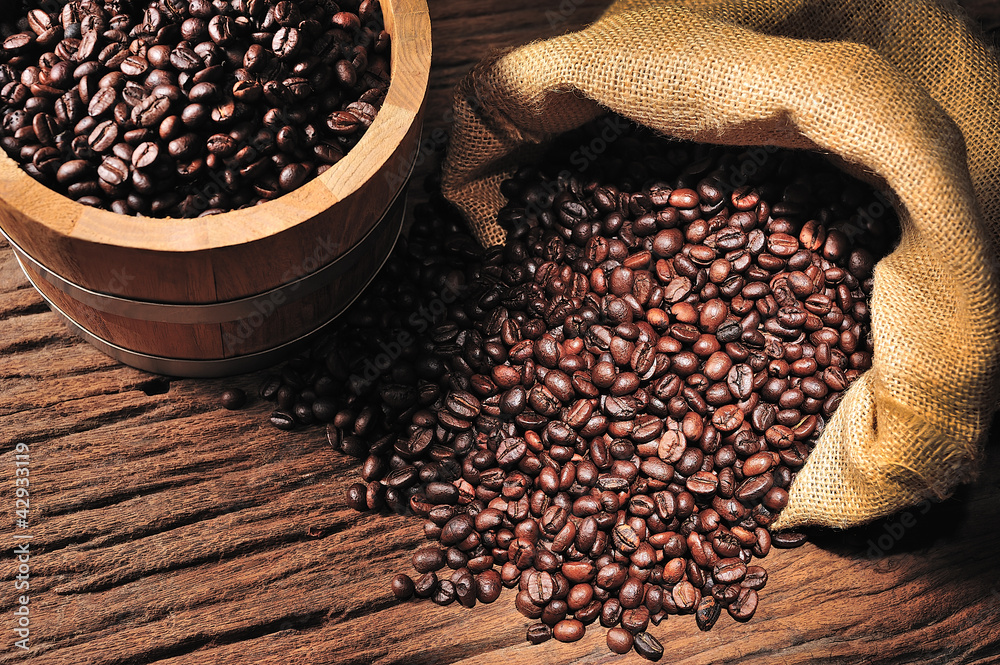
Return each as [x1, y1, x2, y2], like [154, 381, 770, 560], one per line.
[2, 1, 999, 664]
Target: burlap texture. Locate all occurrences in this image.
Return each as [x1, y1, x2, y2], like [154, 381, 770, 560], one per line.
[441, 0, 1000, 529]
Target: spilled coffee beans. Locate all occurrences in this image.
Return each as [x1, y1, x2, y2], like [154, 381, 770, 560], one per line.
[254, 120, 897, 660]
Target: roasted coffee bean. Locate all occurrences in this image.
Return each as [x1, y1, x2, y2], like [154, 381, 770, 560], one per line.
[696, 595, 722, 631]
[440, 514, 475, 546]
[220, 388, 246, 410]
[552, 619, 584, 643]
[633, 632, 665, 661]
[526, 623, 552, 644]
[432, 579, 457, 605]
[391, 574, 415, 600]
[727, 587, 759, 621]
[269, 411, 294, 430]
[413, 546, 446, 574]
[743, 565, 768, 590]
[771, 531, 808, 548]
[712, 558, 747, 584]
[413, 572, 437, 599]
[453, 568, 477, 608]
[97, 156, 129, 186]
[606, 627, 634, 654]
[672, 581, 700, 612]
[477, 570, 503, 603]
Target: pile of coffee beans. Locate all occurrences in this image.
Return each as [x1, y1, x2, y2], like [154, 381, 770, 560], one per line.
[251, 120, 896, 660]
[0, 0, 390, 217]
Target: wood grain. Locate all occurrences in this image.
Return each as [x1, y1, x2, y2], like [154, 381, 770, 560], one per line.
[1, 1, 998, 664]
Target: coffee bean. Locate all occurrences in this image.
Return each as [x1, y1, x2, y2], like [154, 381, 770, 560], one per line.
[743, 565, 768, 590]
[696, 596, 722, 631]
[326, 110, 360, 134]
[347, 101, 377, 128]
[672, 580, 700, 612]
[120, 55, 149, 78]
[611, 576, 641, 609]
[97, 156, 129, 186]
[736, 474, 773, 503]
[413, 546, 446, 574]
[272, 26, 301, 59]
[413, 571, 437, 599]
[607, 627, 633, 654]
[633, 632, 664, 660]
[56, 159, 92, 184]
[27, 9, 53, 35]
[391, 573, 415, 600]
[432, 579, 456, 605]
[763, 487, 789, 511]
[612, 600, 646, 630]
[439, 514, 475, 546]
[741, 451, 771, 476]
[771, 531, 808, 548]
[477, 570, 502, 603]
[727, 587, 759, 621]
[3, 33, 35, 52]
[269, 411, 295, 430]
[552, 619, 584, 642]
[86, 87, 117, 118]
[220, 388, 246, 410]
[712, 558, 747, 584]
[86, 119, 118, 153]
[452, 568, 477, 608]
[279, 162, 308, 191]
[525, 570, 555, 606]
[526, 623, 552, 644]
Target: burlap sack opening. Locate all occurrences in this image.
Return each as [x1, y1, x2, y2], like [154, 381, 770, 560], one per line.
[441, 0, 1000, 529]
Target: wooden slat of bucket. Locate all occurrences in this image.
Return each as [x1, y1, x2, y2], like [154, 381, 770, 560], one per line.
[12, 195, 404, 364]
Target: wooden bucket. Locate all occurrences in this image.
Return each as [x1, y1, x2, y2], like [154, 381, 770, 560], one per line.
[0, 0, 431, 377]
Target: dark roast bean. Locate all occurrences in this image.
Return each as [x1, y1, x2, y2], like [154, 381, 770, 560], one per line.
[220, 388, 246, 410]
[696, 596, 722, 631]
[526, 622, 552, 644]
[391, 574, 415, 600]
[771, 531, 808, 548]
[633, 632, 664, 660]
[412, 546, 446, 574]
[727, 587, 759, 621]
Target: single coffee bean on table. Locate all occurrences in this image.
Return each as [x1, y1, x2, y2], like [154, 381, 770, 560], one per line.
[219, 387, 246, 410]
[254, 119, 896, 660]
[0, 0, 391, 217]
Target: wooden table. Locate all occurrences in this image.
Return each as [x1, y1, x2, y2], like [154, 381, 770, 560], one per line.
[2, 2, 999, 663]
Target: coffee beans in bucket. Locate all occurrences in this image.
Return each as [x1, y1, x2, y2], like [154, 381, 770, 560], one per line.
[252, 119, 895, 660]
[0, 0, 390, 217]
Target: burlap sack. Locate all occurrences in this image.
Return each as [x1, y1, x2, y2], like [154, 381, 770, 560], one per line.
[441, 0, 1000, 529]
